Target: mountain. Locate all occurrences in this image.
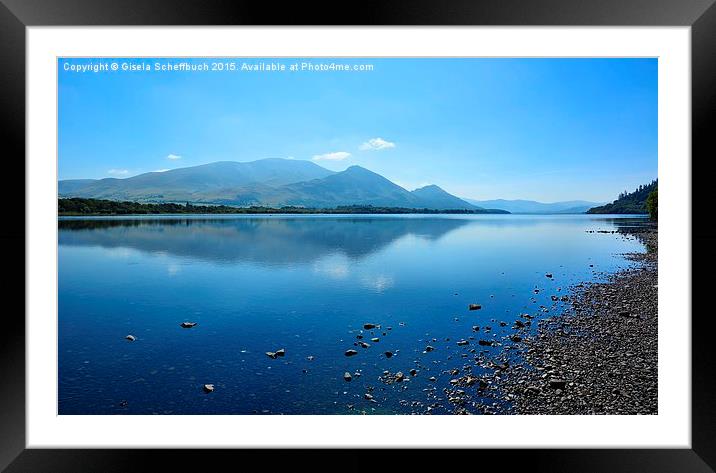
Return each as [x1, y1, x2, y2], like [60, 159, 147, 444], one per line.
[57, 179, 96, 194]
[411, 185, 476, 210]
[59, 159, 335, 202]
[59, 159, 503, 211]
[466, 199, 603, 214]
[275, 165, 426, 208]
[586, 180, 657, 214]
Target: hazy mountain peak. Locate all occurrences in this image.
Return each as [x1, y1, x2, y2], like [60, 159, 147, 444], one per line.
[59, 159, 500, 211]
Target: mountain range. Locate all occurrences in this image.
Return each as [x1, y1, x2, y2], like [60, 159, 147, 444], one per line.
[466, 199, 604, 214]
[59, 159, 494, 211]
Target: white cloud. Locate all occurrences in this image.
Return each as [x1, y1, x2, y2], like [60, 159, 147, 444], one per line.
[359, 137, 396, 151]
[107, 169, 130, 176]
[153, 169, 171, 173]
[312, 151, 351, 161]
[167, 154, 182, 160]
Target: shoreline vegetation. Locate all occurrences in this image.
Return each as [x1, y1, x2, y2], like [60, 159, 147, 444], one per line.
[57, 197, 510, 216]
[586, 180, 657, 216]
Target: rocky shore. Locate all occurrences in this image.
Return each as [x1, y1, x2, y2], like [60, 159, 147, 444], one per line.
[498, 224, 658, 414]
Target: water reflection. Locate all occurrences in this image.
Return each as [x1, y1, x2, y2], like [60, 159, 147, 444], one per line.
[58, 216, 471, 264]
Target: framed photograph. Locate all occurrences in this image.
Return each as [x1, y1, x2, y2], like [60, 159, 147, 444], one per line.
[4, 0, 714, 470]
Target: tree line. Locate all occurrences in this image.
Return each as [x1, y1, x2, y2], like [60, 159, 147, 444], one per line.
[587, 179, 657, 219]
[58, 198, 507, 216]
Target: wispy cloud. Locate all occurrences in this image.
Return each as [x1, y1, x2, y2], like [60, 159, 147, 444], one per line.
[107, 169, 130, 177]
[312, 151, 351, 161]
[153, 168, 171, 173]
[359, 137, 396, 151]
[167, 154, 182, 160]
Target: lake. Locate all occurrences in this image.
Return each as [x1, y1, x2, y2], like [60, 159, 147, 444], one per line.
[58, 214, 649, 414]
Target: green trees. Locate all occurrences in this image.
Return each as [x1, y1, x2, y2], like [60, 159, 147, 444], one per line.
[57, 198, 510, 216]
[587, 179, 657, 214]
[646, 188, 658, 220]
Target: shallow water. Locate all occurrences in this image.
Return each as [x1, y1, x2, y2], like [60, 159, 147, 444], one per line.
[58, 214, 649, 414]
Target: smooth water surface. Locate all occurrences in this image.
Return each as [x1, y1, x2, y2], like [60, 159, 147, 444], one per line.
[58, 214, 648, 414]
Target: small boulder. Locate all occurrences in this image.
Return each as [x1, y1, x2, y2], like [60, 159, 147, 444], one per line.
[180, 322, 197, 328]
[275, 348, 285, 357]
[203, 384, 215, 393]
[345, 349, 358, 357]
[266, 352, 278, 359]
[125, 335, 136, 341]
[384, 351, 394, 358]
[468, 304, 482, 311]
[363, 323, 378, 330]
[424, 346, 435, 352]
[343, 372, 352, 382]
[456, 340, 469, 346]
[549, 378, 567, 390]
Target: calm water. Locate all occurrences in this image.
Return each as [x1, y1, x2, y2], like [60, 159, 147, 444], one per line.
[58, 214, 648, 414]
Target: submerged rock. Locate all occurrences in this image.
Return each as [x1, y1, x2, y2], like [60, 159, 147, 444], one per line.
[364, 323, 379, 330]
[180, 322, 197, 328]
[384, 351, 394, 358]
[424, 346, 435, 352]
[358, 342, 370, 349]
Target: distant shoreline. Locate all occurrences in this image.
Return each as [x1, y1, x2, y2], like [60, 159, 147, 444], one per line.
[58, 197, 510, 216]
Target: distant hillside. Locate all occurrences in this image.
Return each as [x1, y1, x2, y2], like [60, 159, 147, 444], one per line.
[410, 185, 477, 210]
[59, 159, 334, 202]
[466, 199, 603, 214]
[586, 180, 657, 214]
[58, 158, 506, 212]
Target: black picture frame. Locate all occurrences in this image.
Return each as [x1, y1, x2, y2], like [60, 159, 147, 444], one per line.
[2, 0, 714, 471]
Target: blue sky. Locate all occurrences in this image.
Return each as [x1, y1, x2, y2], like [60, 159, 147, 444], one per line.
[58, 57, 657, 202]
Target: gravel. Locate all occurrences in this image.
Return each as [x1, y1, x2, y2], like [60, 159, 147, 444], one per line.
[498, 225, 658, 414]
